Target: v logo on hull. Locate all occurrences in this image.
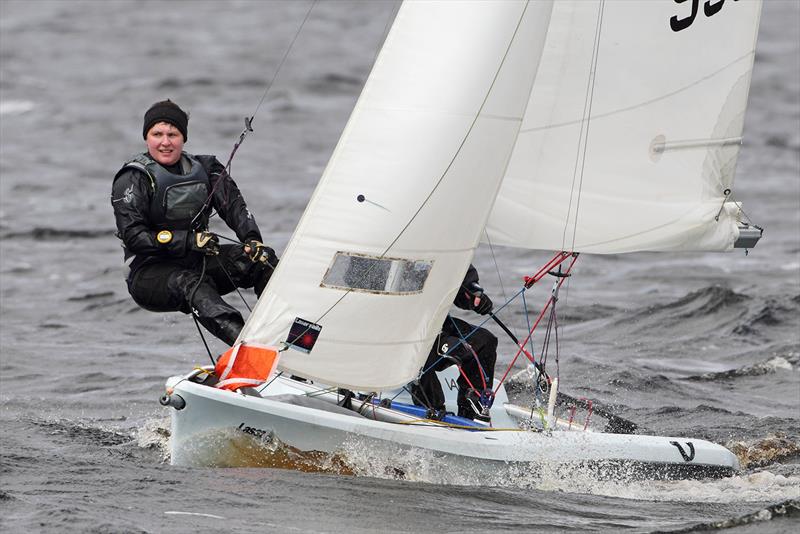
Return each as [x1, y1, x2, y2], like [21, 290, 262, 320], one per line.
[670, 440, 696, 462]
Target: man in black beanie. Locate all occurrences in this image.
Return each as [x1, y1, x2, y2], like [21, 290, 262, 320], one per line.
[111, 99, 278, 345]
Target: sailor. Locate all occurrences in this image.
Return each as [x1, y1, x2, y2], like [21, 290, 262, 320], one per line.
[111, 99, 277, 345]
[412, 265, 498, 422]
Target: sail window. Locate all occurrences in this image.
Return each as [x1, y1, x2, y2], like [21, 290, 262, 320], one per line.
[321, 252, 432, 295]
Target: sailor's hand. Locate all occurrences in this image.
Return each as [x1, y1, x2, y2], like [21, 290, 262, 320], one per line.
[191, 231, 220, 255]
[464, 282, 493, 315]
[244, 239, 277, 267]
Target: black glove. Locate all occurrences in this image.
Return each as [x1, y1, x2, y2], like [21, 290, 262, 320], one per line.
[190, 231, 220, 255]
[464, 282, 493, 315]
[245, 239, 277, 267]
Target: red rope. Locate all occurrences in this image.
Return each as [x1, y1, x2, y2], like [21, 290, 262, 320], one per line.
[523, 251, 573, 288]
[493, 296, 553, 394]
[456, 365, 479, 394]
[493, 252, 579, 395]
[467, 344, 488, 390]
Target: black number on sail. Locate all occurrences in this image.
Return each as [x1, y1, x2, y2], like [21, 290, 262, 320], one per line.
[670, 0, 699, 32]
[671, 0, 740, 32]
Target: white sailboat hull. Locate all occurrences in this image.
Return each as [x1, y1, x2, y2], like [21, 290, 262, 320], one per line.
[164, 373, 739, 480]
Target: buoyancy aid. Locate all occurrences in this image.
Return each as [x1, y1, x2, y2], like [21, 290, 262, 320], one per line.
[116, 152, 211, 230]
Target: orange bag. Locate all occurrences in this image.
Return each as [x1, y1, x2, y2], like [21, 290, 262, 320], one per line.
[214, 343, 280, 391]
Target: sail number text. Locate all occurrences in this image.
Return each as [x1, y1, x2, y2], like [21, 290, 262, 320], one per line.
[670, 0, 739, 32]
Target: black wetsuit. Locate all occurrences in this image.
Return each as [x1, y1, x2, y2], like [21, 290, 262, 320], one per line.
[412, 265, 498, 419]
[111, 152, 275, 345]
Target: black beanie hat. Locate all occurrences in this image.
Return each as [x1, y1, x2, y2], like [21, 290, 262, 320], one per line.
[143, 99, 188, 141]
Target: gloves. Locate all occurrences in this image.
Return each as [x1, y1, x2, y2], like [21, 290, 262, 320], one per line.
[464, 282, 493, 315]
[190, 231, 220, 255]
[244, 239, 277, 267]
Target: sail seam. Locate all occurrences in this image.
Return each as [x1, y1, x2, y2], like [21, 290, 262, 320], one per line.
[519, 51, 755, 134]
[358, 105, 524, 123]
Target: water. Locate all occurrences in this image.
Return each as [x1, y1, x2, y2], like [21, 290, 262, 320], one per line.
[0, 1, 798, 532]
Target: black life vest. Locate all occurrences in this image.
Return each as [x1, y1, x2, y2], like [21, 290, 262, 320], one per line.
[116, 152, 211, 230]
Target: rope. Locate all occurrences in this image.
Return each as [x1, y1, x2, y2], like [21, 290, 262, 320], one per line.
[188, 256, 216, 365]
[213, 254, 252, 313]
[493, 253, 580, 395]
[484, 228, 518, 340]
[394, 420, 524, 432]
[447, 316, 488, 391]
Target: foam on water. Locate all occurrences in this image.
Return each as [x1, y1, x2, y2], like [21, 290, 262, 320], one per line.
[134, 415, 172, 462]
[0, 100, 35, 115]
[157, 417, 800, 506]
[532, 467, 800, 504]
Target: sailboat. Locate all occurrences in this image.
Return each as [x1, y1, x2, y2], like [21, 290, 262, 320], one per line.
[161, 0, 763, 479]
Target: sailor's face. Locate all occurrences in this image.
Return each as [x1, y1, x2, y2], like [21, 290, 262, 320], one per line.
[146, 122, 184, 166]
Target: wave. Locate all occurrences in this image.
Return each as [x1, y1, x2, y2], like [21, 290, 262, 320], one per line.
[608, 370, 678, 393]
[687, 354, 796, 381]
[0, 99, 35, 115]
[645, 285, 749, 320]
[653, 499, 799, 533]
[133, 416, 171, 463]
[32, 418, 132, 448]
[305, 72, 363, 94]
[557, 303, 620, 324]
[733, 296, 800, 335]
[1, 227, 112, 240]
[625, 286, 799, 340]
[765, 133, 800, 151]
[66, 291, 115, 302]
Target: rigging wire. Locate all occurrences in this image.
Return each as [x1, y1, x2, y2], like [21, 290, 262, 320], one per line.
[568, 0, 605, 253]
[188, 256, 216, 365]
[190, 0, 318, 231]
[483, 228, 520, 342]
[185, 1, 316, 349]
[213, 255, 252, 313]
[560, 0, 605, 252]
[553, 1, 607, 377]
[249, 0, 318, 127]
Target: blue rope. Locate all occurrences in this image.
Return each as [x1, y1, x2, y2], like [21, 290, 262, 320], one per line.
[418, 286, 528, 378]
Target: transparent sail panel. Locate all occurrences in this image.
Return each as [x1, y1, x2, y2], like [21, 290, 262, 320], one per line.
[321, 253, 432, 295]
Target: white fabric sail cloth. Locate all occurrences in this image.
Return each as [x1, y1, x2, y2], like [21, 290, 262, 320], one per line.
[240, 0, 763, 392]
[239, 1, 554, 390]
[485, 0, 762, 253]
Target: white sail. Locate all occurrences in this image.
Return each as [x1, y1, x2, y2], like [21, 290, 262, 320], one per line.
[238, 1, 554, 390]
[486, 0, 762, 254]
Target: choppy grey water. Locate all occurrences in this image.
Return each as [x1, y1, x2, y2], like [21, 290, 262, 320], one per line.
[1, 1, 798, 532]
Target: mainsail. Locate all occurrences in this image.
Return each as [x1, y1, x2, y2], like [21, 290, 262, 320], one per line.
[486, 0, 763, 253]
[239, 1, 554, 390]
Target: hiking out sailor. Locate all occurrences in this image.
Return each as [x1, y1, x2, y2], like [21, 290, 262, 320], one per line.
[111, 99, 277, 345]
[411, 265, 498, 422]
